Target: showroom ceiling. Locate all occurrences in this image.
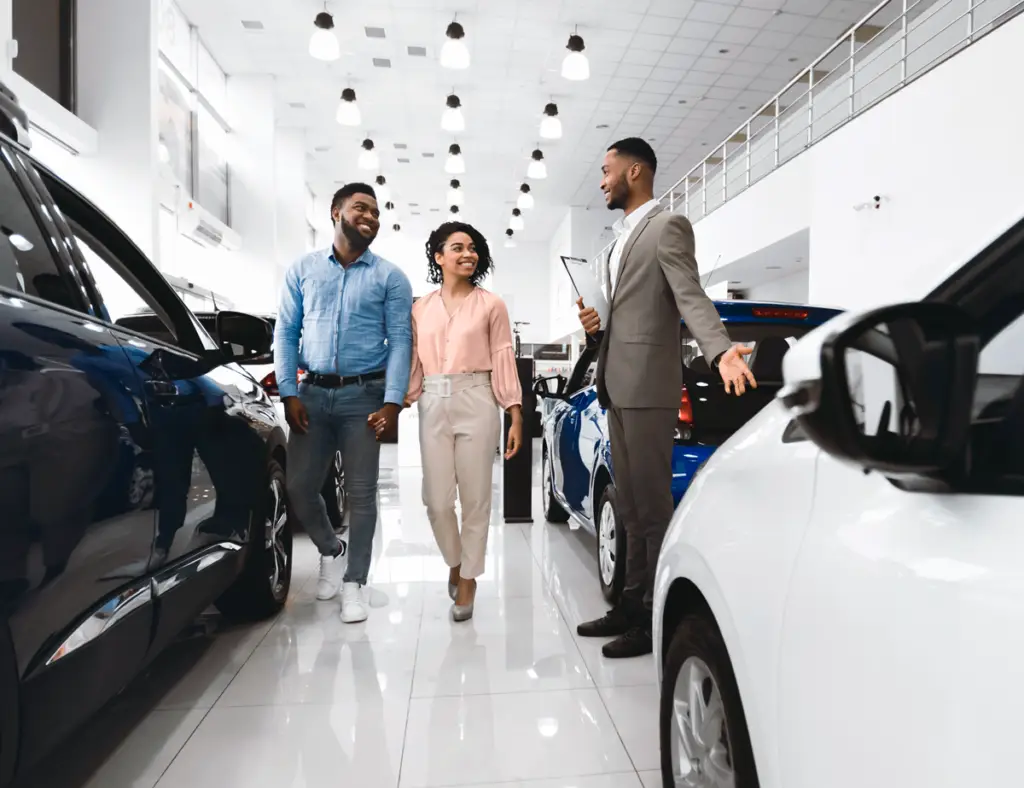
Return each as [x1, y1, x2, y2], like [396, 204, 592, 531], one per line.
[176, 0, 881, 244]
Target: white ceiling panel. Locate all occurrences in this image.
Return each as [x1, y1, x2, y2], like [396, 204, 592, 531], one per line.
[175, 0, 881, 240]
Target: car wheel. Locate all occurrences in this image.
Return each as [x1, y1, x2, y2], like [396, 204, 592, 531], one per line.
[660, 615, 759, 788]
[324, 450, 347, 534]
[542, 444, 570, 523]
[216, 458, 293, 620]
[596, 485, 625, 603]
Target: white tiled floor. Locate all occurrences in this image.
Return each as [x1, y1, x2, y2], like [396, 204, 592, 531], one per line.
[20, 434, 662, 788]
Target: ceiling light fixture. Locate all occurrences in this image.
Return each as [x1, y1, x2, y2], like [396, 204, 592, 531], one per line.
[527, 149, 547, 180]
[509, 208, 524, 231]
[358, 138, 379, 170]
[440, 20, 470, 70]
[375, 175, 391, 203]
[393, 223, 401, 232]
[539, 103, 562, 139]
[447, 179, 464, 206]
[450, 205, 460, 214]
[336, 87, 361, 126]
[309, 9, 340, 61]
[517, 183, 534, 211]
[383, 201, 396, 215]
[562, 29, 590, 81]
[505, 228, 516, 248]
[445, 143, 465, 174]
[442, 94, 465, 132]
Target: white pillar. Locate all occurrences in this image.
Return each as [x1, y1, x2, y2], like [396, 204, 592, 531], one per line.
[273, 127, 308, 293]
[75, 0, 159, 258]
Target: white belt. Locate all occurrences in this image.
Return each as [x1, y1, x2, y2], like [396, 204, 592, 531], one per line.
[422, 372, 491, 398]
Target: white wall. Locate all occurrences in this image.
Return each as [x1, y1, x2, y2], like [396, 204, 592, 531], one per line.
[547, 211, 575, 341]
[743, 268, 809, 303]
[491, 240, 550, 344]
[808, 12, 1024, 308]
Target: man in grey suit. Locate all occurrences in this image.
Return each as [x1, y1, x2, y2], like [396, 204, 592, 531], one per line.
[576, 138, 755, 659]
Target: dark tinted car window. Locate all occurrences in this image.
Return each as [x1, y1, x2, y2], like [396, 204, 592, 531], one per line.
[0, 152, 77, 309]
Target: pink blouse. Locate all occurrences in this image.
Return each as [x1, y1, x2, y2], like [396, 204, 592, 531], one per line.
[408, 288, 523, 410]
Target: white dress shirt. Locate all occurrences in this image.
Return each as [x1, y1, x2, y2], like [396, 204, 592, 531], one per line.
[607, 198, 659, 298]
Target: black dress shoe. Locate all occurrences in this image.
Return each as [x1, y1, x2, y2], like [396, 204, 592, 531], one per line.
[602, 626, 653, 659]
[577, 605, 633, 638]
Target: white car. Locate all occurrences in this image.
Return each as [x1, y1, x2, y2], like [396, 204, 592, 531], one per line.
[653, 216, 1024, 788]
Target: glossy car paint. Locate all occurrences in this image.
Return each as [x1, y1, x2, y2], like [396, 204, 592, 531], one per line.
[541, 301, 841, 536]
[0, 135, 288, 782]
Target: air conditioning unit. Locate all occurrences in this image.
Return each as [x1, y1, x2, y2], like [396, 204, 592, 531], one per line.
[178, 198, 241, 252]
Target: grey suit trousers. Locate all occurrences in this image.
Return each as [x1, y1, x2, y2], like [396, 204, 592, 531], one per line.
[607, 405, 678, 613]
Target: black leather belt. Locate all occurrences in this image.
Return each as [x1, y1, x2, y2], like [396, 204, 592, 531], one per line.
[303, 370, 386, 388]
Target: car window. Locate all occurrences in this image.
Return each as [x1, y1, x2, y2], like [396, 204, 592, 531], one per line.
[67, 219, 179, 346]
[0, 151, 80, 310]
[566, 349, 598, 393]
[578, 360, 597, 390]
[973, 311, 1024, 420]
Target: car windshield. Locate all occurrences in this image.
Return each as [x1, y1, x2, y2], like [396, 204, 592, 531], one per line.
[679, 322, 816, 444]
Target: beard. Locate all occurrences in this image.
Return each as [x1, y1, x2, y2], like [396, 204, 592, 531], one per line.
[605, 184, 627, 211]
[340, 215, 376, 251]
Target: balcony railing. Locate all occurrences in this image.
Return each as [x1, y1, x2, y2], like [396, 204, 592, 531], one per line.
[667, 0, 1023, 221]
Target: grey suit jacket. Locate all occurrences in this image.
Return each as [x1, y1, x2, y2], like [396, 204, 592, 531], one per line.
[596, 205, 732, 409]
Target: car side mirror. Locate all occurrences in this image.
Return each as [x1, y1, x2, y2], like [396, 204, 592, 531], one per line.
[779, 301, 979, 475]
[533, 374, 568, 399]
[216, 311, 273, 364]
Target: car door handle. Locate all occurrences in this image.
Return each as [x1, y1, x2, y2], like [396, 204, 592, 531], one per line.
[144, 380, 178, 400]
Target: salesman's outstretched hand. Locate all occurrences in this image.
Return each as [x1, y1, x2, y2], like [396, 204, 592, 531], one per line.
[719, 345, 757, 396]
[577, 297, 601, 335]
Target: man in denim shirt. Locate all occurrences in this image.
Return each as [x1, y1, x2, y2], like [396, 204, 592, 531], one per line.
[275, 183, 413, 623]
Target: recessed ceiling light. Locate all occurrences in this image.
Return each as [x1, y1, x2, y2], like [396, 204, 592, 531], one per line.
[394, 143, 407, 149]
[288, 101, 305, 109]
[411, 211, 421, 215]
[430, 208, 441, 212]
[788, 57, 799, 62]
[766, 265, 782, 270]
[373, 58, 391, 68]
[314, 146, 330, 152]
[407, 45, 427, 57]
[241, 20, 264, 30]
[397, 157, 410, 163]
[596, 123, 609, 129]
[718, 48, 730, 54]
[647, 137, 656, 141]
[738, 105, 747, 110]
[422, 152, 435, 158]
[678, 99, 688, 104]
[365, 26, 386, 38]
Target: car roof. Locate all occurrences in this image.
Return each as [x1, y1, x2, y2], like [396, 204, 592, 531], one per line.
[698, 300, 842, 327]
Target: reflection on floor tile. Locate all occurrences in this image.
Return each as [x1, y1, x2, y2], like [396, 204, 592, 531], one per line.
[16, 441, 660, 788]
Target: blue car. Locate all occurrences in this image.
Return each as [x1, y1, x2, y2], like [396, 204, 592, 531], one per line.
[538, 300, 842, 601]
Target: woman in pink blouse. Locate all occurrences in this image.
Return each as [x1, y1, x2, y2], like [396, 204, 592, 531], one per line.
[405, 222, 523, 621]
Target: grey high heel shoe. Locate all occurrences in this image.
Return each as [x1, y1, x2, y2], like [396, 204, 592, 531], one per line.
[448, 582, 458, 601]
[451, 600, 474, 622]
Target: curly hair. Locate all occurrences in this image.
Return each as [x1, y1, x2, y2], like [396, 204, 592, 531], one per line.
[425, 221, 494, 287]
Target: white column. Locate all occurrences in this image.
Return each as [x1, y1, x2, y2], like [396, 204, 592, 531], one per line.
[273, 127, 307, 293]
[75, 0, 159, 259]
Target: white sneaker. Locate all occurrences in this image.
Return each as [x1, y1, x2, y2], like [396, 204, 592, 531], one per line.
[316, 550, 347, 601]
[340, 582, 368, 623]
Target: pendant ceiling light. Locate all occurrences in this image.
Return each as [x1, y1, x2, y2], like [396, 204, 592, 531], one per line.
[440, 21, 470, 70]
[375, 175, 391, 203]
[527, 149, 547, 180]
[504, 228, 516, 248]
[383, 200, 396, 214]
[447, 179, 464, 206]
[309, 10, 340, 61]
[509, 208, 524, 231]
[336, 88, 361, 126]
[562, 30, 590, 81]
[445, 143, 465, 174]
[358, 139, 379, 170]
[517, 183, 534, 211]
[392, 223, 401, 232]
[441, 94, 465, 132]
[450, 205, 460, 215]
[539, 103, 562, 139]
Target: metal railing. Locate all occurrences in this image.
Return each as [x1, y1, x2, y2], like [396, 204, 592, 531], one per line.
[591, 0, 1023, 269]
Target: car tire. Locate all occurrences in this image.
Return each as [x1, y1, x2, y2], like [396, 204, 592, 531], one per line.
[323, 450, 347, 535]
[596, 485, 625, 603]
[216, 458, 293, 621]
[660, 615, 760, 788]
[542, 444, 570, 524]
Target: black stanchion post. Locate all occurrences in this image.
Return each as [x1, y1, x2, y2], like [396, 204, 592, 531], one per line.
[503, 357, 534, 523]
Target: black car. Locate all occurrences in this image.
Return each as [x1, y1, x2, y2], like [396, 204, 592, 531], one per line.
[0, 83, 293, 785]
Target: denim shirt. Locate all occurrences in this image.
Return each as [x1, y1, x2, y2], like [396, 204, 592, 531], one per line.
[274, 247, 413, 405]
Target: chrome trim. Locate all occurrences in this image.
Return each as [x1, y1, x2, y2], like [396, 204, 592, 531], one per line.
[45, 582, 152, 667]
[152, 542, 241, 598]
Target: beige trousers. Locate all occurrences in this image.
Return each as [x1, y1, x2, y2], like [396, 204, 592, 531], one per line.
[418, 373, 501, 579]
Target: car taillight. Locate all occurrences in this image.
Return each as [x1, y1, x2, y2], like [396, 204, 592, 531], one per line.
[679, 385, 693, 424]
[260, 371, 279, 397]
[751, 307, 809, 320]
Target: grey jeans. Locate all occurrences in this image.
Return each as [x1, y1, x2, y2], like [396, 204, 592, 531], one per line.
[286, 378, 384, 585]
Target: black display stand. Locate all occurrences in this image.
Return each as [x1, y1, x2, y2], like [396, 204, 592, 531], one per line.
[503, 357, 535, 523]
